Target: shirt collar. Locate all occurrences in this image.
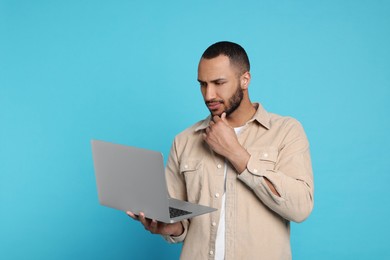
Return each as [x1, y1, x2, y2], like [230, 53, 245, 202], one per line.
[248, 103, 271, 129]
[195, 102, 271, 132]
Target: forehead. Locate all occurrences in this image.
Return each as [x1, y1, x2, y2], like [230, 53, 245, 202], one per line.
[198, 55, 238, 80]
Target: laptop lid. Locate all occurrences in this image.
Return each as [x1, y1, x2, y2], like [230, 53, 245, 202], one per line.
[92, 140, 171, 221]
[92, 139, 217, 223]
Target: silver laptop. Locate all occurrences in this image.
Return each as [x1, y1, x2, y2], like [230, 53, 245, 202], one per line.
[91, 139, 217, 223]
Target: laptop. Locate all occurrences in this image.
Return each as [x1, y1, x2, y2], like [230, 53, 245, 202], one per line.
[91, 139, 217, 223]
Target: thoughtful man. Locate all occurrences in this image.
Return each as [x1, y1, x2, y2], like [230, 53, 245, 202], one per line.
[128, 41, 314, 260]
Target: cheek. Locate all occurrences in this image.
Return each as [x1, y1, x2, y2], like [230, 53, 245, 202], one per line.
[200, 88, 207, 99]
[220, 88, 234, 101]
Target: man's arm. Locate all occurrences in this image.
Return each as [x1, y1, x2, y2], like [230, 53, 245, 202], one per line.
[203, 113, 313, 222]
[126, 211, 184, 236]
[203, 113, 281, 197]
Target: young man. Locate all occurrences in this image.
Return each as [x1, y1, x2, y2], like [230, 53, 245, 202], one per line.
[128, 41, 314, 259]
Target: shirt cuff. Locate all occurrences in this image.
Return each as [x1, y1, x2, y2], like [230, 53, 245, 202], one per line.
[238, 153, 285, 203]
[162, 220, 188, 243]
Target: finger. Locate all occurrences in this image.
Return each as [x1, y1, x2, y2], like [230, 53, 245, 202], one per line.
[213, 115, 221, 122]
[149, 219, 158, 233]
[126, 211, 139, 220]
[150, 219, 157, 228]
[140, 212, 155, 230]
[220, 112, 229, 124]
[221, 112, 227, 121]
[220, 112, 231, 127]
[139, 212, 149, 227]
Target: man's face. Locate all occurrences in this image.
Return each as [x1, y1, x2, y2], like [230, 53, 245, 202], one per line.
[198, 55, 244, 117]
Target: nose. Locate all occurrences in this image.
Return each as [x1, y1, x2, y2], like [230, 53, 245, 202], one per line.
[203, 85, 217, 101]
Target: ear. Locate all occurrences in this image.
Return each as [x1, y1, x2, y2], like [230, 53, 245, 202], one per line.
[240, 71, 251, 90]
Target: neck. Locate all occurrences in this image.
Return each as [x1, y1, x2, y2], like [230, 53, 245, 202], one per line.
[226, 99, 256, 127]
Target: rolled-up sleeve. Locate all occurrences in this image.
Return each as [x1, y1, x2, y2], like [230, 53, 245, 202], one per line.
[163, 219, 189, 243]
[237, 119, 314, 223]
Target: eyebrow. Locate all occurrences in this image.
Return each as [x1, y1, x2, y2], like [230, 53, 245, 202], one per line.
[197, 78, 227, 84]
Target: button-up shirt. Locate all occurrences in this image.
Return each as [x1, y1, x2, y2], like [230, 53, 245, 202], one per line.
[163, 103, 314, 260]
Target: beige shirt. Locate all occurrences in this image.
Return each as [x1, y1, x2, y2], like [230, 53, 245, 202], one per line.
[164, 103, 314, 260]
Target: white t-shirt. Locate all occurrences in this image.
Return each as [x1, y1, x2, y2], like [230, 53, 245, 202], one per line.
[214, 126, 245, 260]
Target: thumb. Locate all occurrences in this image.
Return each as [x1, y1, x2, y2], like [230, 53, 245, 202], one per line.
[221, 112, 229, 125]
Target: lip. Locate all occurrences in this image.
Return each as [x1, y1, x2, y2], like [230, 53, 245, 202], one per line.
[207, 102, 222, 111]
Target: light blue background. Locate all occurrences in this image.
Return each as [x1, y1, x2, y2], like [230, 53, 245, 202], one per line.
[1, 0, 389, 259]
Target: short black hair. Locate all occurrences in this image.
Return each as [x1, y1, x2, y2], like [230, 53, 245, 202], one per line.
[201, 41, 250, 74]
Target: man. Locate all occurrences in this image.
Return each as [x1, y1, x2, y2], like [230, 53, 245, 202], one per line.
[127, 41, 314, 259]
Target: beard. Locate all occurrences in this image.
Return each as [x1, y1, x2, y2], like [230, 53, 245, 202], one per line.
[206, 82, 244, 117]
[224, 85, 244, 116]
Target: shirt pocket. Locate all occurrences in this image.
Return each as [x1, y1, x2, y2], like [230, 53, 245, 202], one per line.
[248, 146, 279, 175]
[180, 160, 203, 203]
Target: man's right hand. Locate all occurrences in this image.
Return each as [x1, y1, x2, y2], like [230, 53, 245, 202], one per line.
[126, 211, 184, 236]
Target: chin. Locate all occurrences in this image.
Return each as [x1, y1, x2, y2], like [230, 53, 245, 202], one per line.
[210, 110, 225, 117]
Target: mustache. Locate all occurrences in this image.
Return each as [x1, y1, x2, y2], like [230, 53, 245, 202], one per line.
[205, 99, 224, 105]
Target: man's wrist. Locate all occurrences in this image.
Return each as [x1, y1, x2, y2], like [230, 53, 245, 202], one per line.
[228, 148, 250, 174]
[171, 222, 184, 237]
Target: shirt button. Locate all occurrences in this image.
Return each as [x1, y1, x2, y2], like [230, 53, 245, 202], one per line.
[184, 164, 188, 169]
[212, 221, 216, 226]
[209, 251, 214, 255]
[217, 164, 222, 169]
[263, 153, 268, 158]
[253, 169, 258, 173]
[215, 193, 220, 198]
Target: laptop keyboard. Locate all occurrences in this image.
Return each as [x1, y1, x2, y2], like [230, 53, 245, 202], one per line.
[169, 207, 192, 218]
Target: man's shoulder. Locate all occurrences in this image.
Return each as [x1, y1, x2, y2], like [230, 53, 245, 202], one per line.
[169, 117, 209, 152]
[253, 102, 304, 131]
[268, 112, 302, 127]
[175, 117, 208, 140]
[266, 111, 306, 138]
